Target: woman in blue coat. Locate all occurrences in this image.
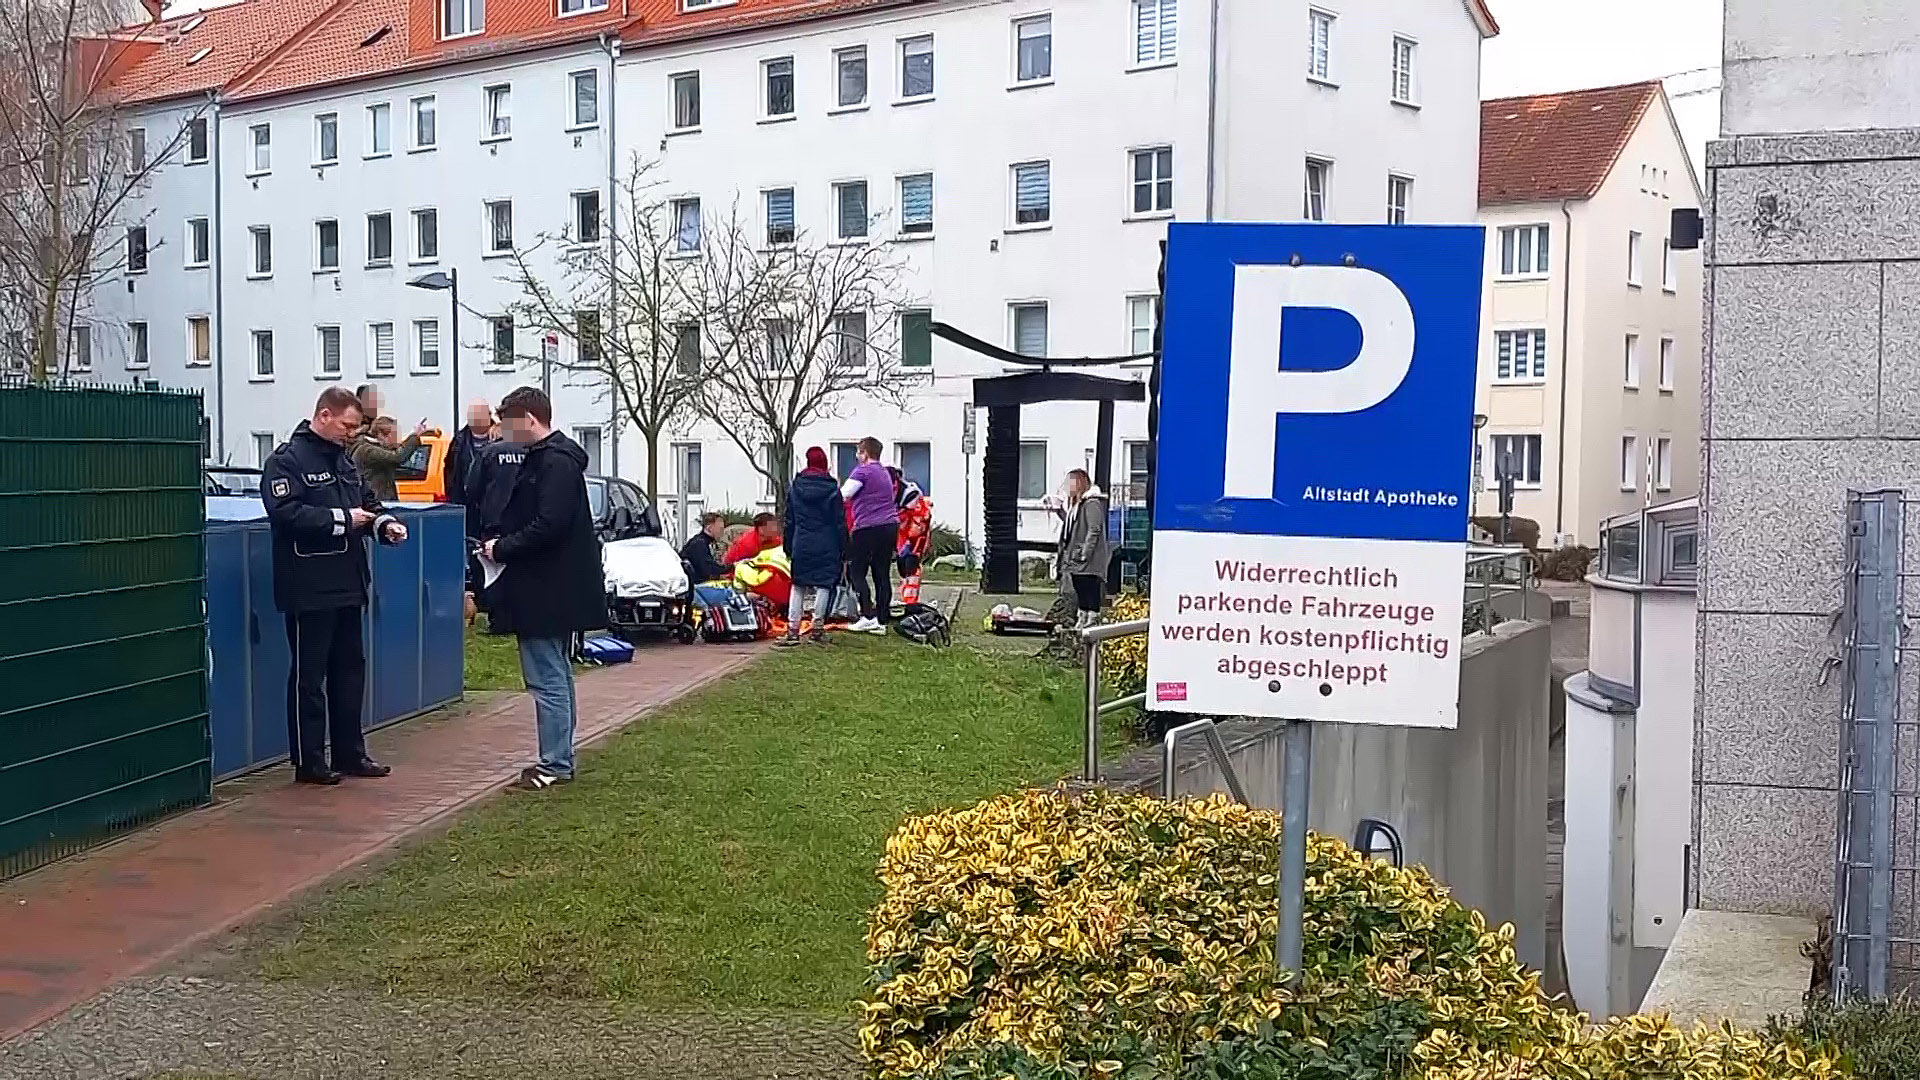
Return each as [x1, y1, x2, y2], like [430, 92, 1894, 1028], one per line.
[780, 446, 849, 645]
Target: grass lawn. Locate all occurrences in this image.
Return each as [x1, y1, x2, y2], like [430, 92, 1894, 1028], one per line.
[260, 620, 1098, 1016]
[464, 624, 525, 691]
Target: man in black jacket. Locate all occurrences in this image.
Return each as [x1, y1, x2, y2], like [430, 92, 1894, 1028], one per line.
[443, 398, 496, 530]
[480, 387, 606, 790]
[261, 386, 408, 785]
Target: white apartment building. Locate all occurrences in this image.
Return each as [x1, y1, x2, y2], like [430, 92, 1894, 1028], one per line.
[81, 0, 1497, 544]
[1475, 82, 1703, 547]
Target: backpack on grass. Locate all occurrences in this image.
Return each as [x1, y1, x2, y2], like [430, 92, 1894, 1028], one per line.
[894, 604, 951, 647]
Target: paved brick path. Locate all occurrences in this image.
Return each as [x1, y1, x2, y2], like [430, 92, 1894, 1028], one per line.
[0, 640, 763, 1042]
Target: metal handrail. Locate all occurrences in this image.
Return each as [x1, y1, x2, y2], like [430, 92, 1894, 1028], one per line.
[1161, 718, 1248, 803]
[1080, 618, 1149, 781]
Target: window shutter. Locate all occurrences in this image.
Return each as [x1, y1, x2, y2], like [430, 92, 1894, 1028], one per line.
[374, 324, 394, 369]
[1532, 330, 1548, 378]
[1014, 308, 1047, 357]
[901, 175, 933, 228]
[1015, 164, 1049, 217]
[1497, 332, 1513, 380]
[767, 189, 794, 231]
[322, 329, 341, 371]
[1158, 0, 1177, 60]
[419, 321, 438, 353]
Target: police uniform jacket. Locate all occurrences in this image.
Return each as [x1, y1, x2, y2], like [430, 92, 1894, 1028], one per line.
[261, 421, 401, 613]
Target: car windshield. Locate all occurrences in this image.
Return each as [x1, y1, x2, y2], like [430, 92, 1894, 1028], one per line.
[585, 478, 606, 519]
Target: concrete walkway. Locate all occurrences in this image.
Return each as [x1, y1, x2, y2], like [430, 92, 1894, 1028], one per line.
[0, 640, 763, 1044]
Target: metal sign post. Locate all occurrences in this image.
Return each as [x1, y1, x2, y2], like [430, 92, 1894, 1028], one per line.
[961, 402, 976, 566]
[1145, 223, 1485, 980]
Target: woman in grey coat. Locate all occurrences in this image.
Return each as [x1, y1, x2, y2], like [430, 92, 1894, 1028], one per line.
[1056, 469, 1112, 628]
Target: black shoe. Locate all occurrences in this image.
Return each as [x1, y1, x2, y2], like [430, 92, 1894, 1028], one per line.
[337, 758, 391, 778]
[294, 768, 342, 786]
[516, 765, 573, 790]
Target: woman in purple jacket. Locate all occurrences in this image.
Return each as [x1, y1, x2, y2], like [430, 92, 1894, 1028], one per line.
[841, 437, 898, 633]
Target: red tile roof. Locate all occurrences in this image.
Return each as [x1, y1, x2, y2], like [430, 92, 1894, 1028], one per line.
[1479, 81, 1662, 206]
[106, 0, 339, 104]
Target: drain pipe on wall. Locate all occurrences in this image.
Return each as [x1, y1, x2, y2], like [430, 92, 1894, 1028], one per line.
[208, 91, 227, 462]
[603, 33, 622, 479]
[1203, 0, 1222, 220]
[1551, 199, 1573, 543]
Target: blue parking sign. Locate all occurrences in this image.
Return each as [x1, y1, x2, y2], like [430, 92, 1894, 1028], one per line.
[1144, 223, 1485, 728]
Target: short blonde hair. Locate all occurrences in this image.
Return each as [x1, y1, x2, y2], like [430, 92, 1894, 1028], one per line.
[370, 416, 398, 439]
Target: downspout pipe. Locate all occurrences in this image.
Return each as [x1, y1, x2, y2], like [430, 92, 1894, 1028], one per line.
[1203, 0, 1221, 220]
[603, 33, 621, 478]
[1552, 199, 1573, 542]
[209, 90, 227, 461]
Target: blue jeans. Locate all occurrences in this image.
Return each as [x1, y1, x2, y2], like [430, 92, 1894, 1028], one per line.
[516, 635, 577, 778]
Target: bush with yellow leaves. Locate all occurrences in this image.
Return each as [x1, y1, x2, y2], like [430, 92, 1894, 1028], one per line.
[860, 792, 1840, 1080]
[1101, 593, 1150, 698]
[1421, 1012, 1844, 1079]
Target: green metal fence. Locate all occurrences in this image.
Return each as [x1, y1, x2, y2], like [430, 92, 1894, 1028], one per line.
[0, 383, 211, 879]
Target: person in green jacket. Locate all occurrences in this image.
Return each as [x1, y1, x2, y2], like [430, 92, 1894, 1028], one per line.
[349, 415, 430, 501]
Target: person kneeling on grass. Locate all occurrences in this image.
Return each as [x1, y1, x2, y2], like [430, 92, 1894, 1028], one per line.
[481, 386, 606, 791]
[779, 446, 849, 647]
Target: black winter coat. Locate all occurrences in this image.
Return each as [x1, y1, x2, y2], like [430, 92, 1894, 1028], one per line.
[783, 470, 849, 588]
[487, 431, 606, 638]
[443, 425, 495, 534]
[466, 439, 526, 540]
[261, 421, 401, 613]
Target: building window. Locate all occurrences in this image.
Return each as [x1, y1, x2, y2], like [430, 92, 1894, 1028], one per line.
[1134, 0, 1177, 65]
[187, 316, 211, 366]
[366, 212, 392, 266]
[484, 84, 511, 139]
[414, 319, 440, 370]
[559, 0, 605, 13]
[250, 226, 272, 276]
[1387, 174, 1411, 224]
[1303, 158, 1329, 221]
[315, 113, 338, 164]
[1018, 441, 1048, 500]
[127, 321, 149, 370]
[443, 0, 481, 37]
[1129, 146, 1173, 216]
[833, 181, 869, 241]
[315, 219, 339, 271]
[900, 308, 932, 368]
[69, 325, 91, 372]
[1307, 8, 1333, 80]
[1627, 230, 1643, 286]
[572, 190, 601, 243]
[1662, 238, 1677, 292]
[1659, 337, 1675, 392]
[672, 197, 701, 253]
[836, 46, 867, 107]
[1623, 333, 1640, 389]
[1498, 224, 1549, 276]
[253, 433, 275, 466]
[367, 102, 391, 156]
[575, 310, 601, 365]
[832, 311, 867, 372]
[128, 127, 147, 173]
[186, 216, 210, 267]
[1127, 295, 1155, 355]
[1655, 437, 1673, 491]
[674, 322, 701, 375]
[1390, 36, 1417, 104]
[412, 95, 437, 149]
[570, 70, 598, 128]
[490, 316, 515, 369]
[484, 199, 513, 255]
[252, 329, 274, 378]
[185, 117, 208, 163]
[670, 72, 701, 130]
[675, 442, 703, 496]
[574, 428, 603, 473]
[898, 173, 933, 235]
[900, 35, 934, 99]
[1489, 434, 1542, 488]
[1012, 161, 1051, 226]
[1494, 328, 1548, 383]
[249, 122, 271, 173]
[1011, 301, 1048, 357]
[1620, 435, 1638, 492]
[316, 325, 342, 376]
[764, 56, 795, 117]
[763, 318, 794, 375]
[1014, 15, 1052, 83]
[896, 441, 931, 495]
[1123, 440, 1150, 491]
[126, 225, 148, 273]
[412, 208, 438, 262]
[765, 187, 795, 245]
[369, 321, 395, 371]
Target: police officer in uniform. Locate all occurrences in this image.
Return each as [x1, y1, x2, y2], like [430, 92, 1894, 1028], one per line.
[261, 386, 409, 785]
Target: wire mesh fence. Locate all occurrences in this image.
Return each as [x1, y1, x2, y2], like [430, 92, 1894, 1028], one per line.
[0, 382, 211, 880]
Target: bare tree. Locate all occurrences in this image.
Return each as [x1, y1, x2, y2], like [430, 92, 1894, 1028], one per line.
[502, 158, 699, 501]
[678, 201, 923, 511]
[0, 0, 196, 382]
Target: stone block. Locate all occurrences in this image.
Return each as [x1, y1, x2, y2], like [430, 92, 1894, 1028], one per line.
[1712, 157, 1920, 265]
[1697, 613, 1839, 788]
[1695, 783, 1834, 916]
[1879, 263, 1920, 436]
[1728, 129, 1920, 167]
[1641, 910, 1818, 1028]
[1705, 263, 1879, 440]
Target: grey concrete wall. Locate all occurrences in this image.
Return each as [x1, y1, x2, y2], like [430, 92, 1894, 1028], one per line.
[1724, 2, 1920, 136]
[1695, 129, 1920, 917]
[1107, 620, 1551, 971]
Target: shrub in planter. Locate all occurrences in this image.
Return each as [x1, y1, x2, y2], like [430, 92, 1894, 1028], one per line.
[1471, 515, 1541, 551]
[1102, 593, 1150, 697]
[1768, 998, 1920, 1080]
[1535, 545, 1594, 582]
[1423, 1012, 1842, 1079]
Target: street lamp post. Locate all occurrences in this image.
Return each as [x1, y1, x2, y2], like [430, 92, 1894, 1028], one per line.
[407, 268, 459, 427]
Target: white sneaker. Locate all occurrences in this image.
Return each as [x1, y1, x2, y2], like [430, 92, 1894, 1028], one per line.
[849, 616, 880, 633]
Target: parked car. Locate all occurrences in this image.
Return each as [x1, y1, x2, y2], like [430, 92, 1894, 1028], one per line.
[586, 475, 662, 543]
[205, 466, 263, 497]
[392, 432, 451, 502]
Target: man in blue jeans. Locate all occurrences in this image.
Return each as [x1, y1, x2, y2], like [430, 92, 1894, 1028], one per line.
[479, 387, 606, 790]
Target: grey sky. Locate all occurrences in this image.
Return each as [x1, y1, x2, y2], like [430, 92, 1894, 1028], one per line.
[1481, 0, 1723, 171]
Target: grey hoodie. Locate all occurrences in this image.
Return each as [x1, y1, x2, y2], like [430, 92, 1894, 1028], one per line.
[1059, 485, 1113, 578]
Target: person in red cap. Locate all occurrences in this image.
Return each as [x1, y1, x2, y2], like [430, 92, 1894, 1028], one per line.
[779, 446, 848, 645]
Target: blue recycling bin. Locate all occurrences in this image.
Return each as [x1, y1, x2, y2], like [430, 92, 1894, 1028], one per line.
[204, 498, 465, 780]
